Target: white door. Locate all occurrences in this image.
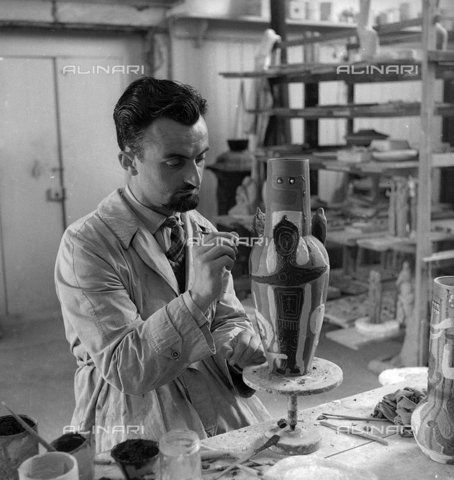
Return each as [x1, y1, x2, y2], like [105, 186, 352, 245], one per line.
[0, 57, 63, 316]
[0, 32, 144, 317]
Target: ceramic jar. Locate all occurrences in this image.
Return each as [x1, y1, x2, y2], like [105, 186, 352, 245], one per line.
[412, 276, 454, 463]
[0, 414, 39, 480]
[51, 433, 95, 480]
[159, 430, 201, 480]
[249, 158, 329, 376]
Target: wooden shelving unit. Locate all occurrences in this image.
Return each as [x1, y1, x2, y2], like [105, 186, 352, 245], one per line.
[166, 12, 358, 35]
[257, 102, 454, 118]
[165, 11, 357, 47]
[221, 59, 454, 83]
[219, 0, 454, 365]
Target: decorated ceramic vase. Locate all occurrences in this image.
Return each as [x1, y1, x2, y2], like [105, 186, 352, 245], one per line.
[249, 158, 329, 376]
[412, 276, 454, 464]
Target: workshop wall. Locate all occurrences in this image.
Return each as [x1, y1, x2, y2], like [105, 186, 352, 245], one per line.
[0, 0, 451, 319]
[0, 7, 149, 318]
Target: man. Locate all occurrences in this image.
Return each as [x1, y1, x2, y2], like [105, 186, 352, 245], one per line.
[55, 77, 271, 452]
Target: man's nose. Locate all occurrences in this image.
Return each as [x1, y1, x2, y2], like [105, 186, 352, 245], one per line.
[184, 161, 203, 187]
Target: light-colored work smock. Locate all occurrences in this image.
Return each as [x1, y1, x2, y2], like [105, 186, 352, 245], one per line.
[55, 188, 271, 452]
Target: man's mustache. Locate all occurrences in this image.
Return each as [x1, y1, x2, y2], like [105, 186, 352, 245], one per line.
[177, 186, 199, 194]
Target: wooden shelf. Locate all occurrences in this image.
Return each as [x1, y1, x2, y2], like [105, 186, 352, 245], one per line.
[255, 152, 332, 168]
[167, 12, 356, 46]
[321, 153, 454, 175]
[221, 59, 420, 80]
[252, 150, 454, 173]
[322, 160, 418, 174]
[220, 59, 454, 83]
[432, 152, 454, 167]
[423, 249, 454, 263]
[250, 102, 454, 119]
[427, 50, 454, 63]
[0, 19, 164, 33]
[166, 12, 358, 34]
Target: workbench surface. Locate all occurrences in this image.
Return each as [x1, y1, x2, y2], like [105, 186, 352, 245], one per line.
[95, 380, 453, 479]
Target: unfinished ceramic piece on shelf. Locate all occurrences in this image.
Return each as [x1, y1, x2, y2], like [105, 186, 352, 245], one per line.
[354, 269, 400, 339]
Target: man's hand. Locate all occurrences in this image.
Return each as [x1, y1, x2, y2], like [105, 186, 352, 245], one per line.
[220, 331, 267, 370]
[189, 232, 238, 312]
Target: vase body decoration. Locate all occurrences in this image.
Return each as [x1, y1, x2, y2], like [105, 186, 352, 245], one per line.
[249, 158, 329, 376]
[412, 276, 454, 464]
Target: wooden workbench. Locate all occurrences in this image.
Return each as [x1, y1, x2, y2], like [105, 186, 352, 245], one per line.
[95, 381, 453, 479]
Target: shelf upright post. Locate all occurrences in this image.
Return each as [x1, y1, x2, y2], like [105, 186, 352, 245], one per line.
[268, 0, 291, 145]
[304, 32, 320, 149]
[417, 0, 438, 366]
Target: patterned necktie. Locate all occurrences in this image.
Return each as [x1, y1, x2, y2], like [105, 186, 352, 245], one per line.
[162, 216, 186, 290]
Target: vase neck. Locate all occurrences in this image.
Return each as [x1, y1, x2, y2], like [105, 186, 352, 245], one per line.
[264, 158, 312, 237]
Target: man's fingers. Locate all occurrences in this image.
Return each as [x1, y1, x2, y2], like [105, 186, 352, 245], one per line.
[248, 348, 267, 365]
[203, 231, 239, 241]
[198, 232, 239, 252]
[227, 333, 263, 368]
[223, 257, 235, 272]
[221, 336, 236, 361]
[222, 345, 234, 361]
[199, 245, 237, 270]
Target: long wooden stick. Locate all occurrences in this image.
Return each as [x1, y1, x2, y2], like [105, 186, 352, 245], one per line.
[2, 402, 56, 452]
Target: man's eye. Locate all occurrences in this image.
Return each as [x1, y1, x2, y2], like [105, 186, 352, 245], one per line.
[196, 156, 206, 164]
[166, 160, 182, 168]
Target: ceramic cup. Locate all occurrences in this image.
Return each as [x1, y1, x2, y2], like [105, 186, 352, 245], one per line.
[50, 433, 95, 480]
[18, 451, 78, 480]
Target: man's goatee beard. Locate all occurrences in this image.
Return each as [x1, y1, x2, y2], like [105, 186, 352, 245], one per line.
[164, 194, 200, 213]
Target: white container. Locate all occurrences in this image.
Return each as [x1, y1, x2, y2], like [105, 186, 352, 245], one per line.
[18, 452, 78, 480]
[307, 0, 320, 21]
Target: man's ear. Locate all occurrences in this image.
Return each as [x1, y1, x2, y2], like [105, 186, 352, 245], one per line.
[118, 149, 138, 175]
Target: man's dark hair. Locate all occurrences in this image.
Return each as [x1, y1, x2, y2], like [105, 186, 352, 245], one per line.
[113, 77, 208, 158]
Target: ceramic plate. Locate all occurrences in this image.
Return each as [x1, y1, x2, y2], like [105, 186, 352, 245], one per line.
[372, 149, 418, 162]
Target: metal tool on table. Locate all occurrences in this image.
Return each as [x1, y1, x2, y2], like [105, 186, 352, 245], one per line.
[317, 413, 389, 422]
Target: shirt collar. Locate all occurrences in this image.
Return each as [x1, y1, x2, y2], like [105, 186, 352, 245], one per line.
[122, 185, 182, 234]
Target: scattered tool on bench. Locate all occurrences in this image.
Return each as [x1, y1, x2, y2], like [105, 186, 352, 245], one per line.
[212, 420, 287, 479]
